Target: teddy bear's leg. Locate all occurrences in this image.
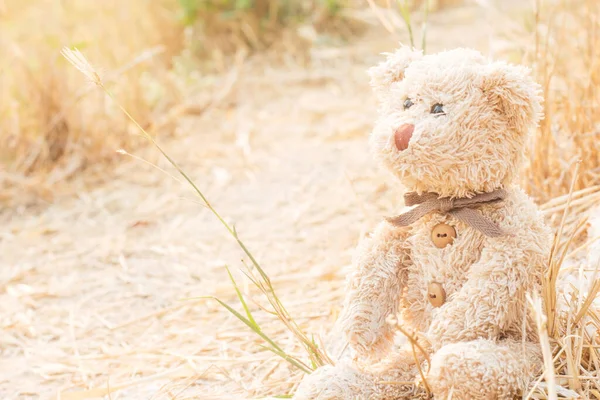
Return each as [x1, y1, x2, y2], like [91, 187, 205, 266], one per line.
[294, 352, 424, 400]
[427, 339, 542, 400]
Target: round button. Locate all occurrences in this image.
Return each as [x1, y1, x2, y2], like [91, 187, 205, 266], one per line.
[427, 282, 446, 308]
[431, 223, 457, 248]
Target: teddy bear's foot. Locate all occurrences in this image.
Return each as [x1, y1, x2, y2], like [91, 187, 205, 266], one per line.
[427, 339, 542, 400]
[294, 355, 423, 400]
[293, 364, 370, 400]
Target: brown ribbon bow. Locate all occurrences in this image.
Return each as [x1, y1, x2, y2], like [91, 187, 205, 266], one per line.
[387, 189, 508, 237]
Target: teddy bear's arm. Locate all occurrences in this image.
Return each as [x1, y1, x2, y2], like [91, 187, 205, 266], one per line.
[427, 213, 550, 350]
[339, 221, 412, 363]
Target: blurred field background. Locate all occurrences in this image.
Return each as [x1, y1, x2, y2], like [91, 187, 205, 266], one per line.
[1, 0, 600, 399]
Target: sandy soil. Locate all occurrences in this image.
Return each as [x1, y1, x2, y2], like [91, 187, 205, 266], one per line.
[1, 3, 528, 399]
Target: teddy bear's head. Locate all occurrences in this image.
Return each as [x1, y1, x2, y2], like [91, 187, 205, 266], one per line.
[369, 47, 542, 198]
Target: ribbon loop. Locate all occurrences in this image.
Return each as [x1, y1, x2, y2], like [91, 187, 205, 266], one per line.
[386, 189, 508, 237]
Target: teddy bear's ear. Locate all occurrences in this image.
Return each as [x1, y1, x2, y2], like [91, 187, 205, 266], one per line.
[481, 62, 543, 134]
[368, 46, 423, 100]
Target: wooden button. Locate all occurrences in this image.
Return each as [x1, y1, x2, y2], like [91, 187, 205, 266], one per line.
[431, 223, 457, 248]
[427, 282, 446, 308]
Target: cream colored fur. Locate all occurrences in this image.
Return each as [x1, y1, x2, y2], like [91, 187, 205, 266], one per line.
[294, 47, 552, 399]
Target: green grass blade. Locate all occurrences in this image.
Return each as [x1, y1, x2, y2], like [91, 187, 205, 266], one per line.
[309, 335, 319, 370]
[421, 0, 430, 52]
[210, 297, 312, 373]
[210, 296, 276, 348]
[225, 266, 258, 327]
[397, 0, 414, 48]
[257, 344, 312, 374]
[232, 226, 270, 283]
[240, 269, 263, 290]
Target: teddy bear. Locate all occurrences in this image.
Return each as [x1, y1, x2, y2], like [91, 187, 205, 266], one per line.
[294, 46, 553, 399]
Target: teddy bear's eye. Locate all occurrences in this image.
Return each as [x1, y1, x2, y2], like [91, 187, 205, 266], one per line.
[431, 103, 445, 115]
[403, 98, 414, 110]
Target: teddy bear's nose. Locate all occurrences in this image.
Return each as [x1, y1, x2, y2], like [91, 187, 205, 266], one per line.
[394, 124, 414, 151]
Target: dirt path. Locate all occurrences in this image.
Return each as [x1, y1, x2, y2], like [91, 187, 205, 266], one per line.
[1, 3, 517, 399]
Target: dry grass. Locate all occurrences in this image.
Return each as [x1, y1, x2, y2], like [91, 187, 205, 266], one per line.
[528, 181, 600, 399]
[0, 0, 185, 203]
[524, 0, 600, 201]
[521, 3, 600, 395]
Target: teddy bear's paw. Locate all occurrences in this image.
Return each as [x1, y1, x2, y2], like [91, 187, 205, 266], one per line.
[293, 364, 373, 400]
[344, 323, 393, 364]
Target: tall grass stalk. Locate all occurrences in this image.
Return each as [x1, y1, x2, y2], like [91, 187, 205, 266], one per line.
[366, 0, 430, 52]
[61, 47, 330, 375]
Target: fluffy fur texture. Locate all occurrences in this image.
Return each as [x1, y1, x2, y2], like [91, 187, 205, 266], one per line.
[294, 47, 552, 399]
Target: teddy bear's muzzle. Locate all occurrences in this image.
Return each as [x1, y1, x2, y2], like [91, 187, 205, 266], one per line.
[394, 124, 414, 151]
